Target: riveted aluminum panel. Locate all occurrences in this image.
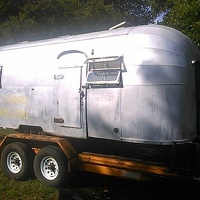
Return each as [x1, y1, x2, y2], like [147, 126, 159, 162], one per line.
[87, 88, 121, 140]
[0, 24, 199, 144]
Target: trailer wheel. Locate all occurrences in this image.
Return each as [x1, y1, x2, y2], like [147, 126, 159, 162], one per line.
[1, 142, 35, 180]
[33, 146, 68, 187]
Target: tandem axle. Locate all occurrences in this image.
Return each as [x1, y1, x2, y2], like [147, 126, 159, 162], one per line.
[0, 133, 199, 187]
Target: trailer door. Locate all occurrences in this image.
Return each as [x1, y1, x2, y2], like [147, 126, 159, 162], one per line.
[54, 51, 86, 128]
[85, 56, 123, 140]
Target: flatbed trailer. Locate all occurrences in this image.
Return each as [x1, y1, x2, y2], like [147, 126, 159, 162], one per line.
[0, 23, 200, 187]
[0, 132, 199, 187]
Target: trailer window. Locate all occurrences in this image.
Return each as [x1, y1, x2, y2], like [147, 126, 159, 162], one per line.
[87, 70, 120, 84]
[86, 56, 123, 86]
[0, 65, 2, 89]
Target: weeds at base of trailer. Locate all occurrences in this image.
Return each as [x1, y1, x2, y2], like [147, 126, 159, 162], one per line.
[0, 166, 59, 200]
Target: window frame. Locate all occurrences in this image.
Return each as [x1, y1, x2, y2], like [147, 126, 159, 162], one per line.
[85, 56, 123, 86]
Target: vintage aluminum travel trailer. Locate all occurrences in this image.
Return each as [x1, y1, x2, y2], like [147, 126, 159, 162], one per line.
[0, 24, 200, 187]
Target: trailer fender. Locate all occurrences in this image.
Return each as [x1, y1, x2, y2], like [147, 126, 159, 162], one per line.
[0, 133, 79, 172]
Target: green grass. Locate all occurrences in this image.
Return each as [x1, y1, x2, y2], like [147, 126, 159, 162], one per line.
[0, 168, 59, 200]
[0, 127, 15, 136]
[0, 128, 59, 200]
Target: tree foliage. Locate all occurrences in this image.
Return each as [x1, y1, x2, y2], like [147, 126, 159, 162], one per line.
[0, 0, 164, 45]
[161, 0, 200, 46]
[104, 0, 165, 25]
[1, 0, 199, 47]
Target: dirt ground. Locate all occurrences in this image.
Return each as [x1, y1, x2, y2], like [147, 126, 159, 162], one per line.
[57, 171, 200, 200]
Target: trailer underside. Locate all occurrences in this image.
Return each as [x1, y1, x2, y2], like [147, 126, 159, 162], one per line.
[0, 132, 200, 183]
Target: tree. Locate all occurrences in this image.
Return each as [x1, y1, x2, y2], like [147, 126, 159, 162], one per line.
[0, 0, 29, 22]
[161, 0, 200, 46]
[0, 0, 167, 45]
[104, 0, 168, 25]
[0, 0, 123, 45]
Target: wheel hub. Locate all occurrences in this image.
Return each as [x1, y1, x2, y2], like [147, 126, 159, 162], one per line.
[7, 152, 22, 173]
[41, 156, 59, 180]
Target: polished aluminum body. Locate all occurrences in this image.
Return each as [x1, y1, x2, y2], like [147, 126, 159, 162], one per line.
[0, 24, 199, 144]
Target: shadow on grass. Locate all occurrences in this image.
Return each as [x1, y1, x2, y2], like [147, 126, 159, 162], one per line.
[58, 171, 200, 200]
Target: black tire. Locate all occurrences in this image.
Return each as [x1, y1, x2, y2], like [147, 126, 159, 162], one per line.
[1, 142, 35, 180]
[33, 146, 68, 187]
